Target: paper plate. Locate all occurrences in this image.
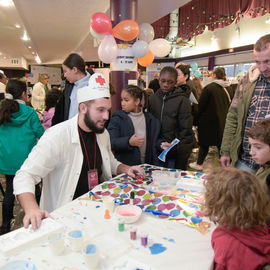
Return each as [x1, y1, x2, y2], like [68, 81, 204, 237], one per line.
[0, 260, 37, 270]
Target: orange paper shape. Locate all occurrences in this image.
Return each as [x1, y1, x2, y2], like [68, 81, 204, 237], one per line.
[137, 50, 154, 67]
[112, 20, 139, 41]
[104, 209, 111, 219]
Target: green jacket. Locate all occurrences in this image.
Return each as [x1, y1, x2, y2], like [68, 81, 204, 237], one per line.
[0, 103, 44, 175]
[220, 80, 257, 166]
[256, 163, 270, 184]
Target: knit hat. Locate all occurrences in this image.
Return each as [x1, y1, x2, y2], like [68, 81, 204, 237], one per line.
[77, 73, 110, 104]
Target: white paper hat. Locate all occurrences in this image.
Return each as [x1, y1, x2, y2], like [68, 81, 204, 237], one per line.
[77, 73, 110, 104]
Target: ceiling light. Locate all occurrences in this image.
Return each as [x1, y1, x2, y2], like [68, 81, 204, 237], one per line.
[28, 46, 32, 49]
[0, 0, 13, 7]
[21, 31, 30, 41]
[35, 55, 41, 64]
[32, 52, 35, 55]
[15, 24, 21, 29]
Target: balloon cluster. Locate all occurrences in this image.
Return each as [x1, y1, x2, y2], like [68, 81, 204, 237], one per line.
[90, 13, 172, 66]
[190, 62, 202, 78]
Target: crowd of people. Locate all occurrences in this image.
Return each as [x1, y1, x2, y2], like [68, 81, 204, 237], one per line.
[0, 34, 270, 268]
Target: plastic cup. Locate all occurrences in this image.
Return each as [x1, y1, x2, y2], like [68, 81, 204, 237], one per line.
[83, 243, 100, 269]
[48, 232, 65, 256]
[68, 230, 83, 252]
[103, 196, 115, 213]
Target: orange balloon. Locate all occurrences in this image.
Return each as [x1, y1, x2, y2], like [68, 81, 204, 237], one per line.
[137, 50, 154, 67]
[112, 20, 139, 41]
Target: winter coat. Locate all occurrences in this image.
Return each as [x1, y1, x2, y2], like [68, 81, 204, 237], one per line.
[148, 88, 193, 144]
[197, 81, 231, 146]
[107, 110, 161, 166]
[0, 103, 44, 175]
[212, 226, 270, 270]
[52, 81, 73, 125]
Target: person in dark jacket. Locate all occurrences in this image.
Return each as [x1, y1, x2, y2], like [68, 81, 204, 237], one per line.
[52, 53, 90, 125]
[189, 67, 231, 171]
[148, 73, 160, 93]
[108, 85, 161, 166]
[148, 66, 194, 170]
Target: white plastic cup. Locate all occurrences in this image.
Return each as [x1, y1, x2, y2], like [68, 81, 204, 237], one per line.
[68, 230, 83, 252]
[103, 196, 115, 213]
[83, 243, 100, 269]
[48, 232, 65, 256]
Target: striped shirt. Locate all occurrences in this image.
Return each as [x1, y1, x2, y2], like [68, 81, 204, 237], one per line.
[239, 74, 270, 170]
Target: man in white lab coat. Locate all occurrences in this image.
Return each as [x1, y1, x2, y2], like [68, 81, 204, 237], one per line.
[13, 73, 145, 229]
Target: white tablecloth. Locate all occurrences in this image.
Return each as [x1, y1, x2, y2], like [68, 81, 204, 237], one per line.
[0, 196, 214, 270]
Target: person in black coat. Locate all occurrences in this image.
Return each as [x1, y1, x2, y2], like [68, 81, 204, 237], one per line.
[148, 66, 194, 170]
[107, 85, 161, 166]
[189, 67, 231, 171]
[148, 73, 160, 93]
[52, 53, 89, 125]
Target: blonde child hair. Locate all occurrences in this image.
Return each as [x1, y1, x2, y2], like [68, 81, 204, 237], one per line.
[204, 167, 270, 230]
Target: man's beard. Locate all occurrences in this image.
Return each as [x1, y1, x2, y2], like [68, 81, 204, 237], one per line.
[84, 112, 105, 134]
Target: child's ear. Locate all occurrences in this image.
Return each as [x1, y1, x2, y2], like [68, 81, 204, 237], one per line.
[135, 98, 141, 106]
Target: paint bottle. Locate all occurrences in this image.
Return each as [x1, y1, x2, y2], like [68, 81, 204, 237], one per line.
[141, 232, 148, 247]
[130, 191, 135, 205]
[118, 218, 125, 232]
[129, 226, 137, 240]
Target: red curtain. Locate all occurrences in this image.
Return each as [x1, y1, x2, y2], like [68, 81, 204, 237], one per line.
[178, 0, 270, 40]
[152, 0, 270, 41]
[151, 14, 170, 39]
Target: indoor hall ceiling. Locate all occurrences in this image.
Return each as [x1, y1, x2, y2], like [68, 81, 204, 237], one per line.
[0, 0, 190, 65]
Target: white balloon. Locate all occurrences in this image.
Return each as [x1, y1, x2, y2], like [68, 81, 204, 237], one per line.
[138, 23, 154, 43]
[131, 40, 149, 58]
[90, 26, 105, 40]
[98, 35, 118, 63]
[149, 38, 171, 57]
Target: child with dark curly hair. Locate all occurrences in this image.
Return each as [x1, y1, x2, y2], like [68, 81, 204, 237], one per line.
[204, 167, 270, 270]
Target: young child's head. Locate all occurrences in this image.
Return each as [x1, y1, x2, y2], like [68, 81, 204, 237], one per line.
[45, 88, 62, 111]
[159, 66, 178, 94]
[121, 85, 145, 113]
[247, 118, 270, 165]
[204, 167, 270, 230]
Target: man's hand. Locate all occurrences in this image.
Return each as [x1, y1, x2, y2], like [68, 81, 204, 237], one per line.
[220, 156, 231, 168]
[23, 208, 50, 230]
[126, 165, 146, 178]
[129, 134, 145, 147]
[17, 192, 49, 230]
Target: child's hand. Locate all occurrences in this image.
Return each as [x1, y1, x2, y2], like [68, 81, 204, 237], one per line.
[129, 134, 145, 147]
[161, 142, 171, 150]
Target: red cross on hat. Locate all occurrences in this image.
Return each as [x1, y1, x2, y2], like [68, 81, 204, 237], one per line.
[95, 75, 105, 86]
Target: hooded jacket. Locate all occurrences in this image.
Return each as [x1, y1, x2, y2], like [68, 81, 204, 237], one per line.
[148, 87, 193, 144]
[0, 103, 44, 175]
[212, 226, 270, 270]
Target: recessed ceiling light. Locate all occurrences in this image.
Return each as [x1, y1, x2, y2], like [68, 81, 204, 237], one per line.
[3, 56, 7, 59]
[28, 46, 32, 49]
[21, 31, 30, 41]
[32, 52, 35, 55]
[0, 52, 2, 55]
[0, 0, 13, 7]
[15, 24, 21, 28]
[35, 55, 41, 64]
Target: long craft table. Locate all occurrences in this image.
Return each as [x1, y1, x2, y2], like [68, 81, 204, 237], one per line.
[0, 164, 214, 270]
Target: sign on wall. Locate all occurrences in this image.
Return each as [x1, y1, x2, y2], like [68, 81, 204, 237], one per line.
[27, 65, 62, 85]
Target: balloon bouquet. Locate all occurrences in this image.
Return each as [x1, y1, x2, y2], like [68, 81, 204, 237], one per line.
[190, 62, 202, 78]
[90, 12, 172, 67]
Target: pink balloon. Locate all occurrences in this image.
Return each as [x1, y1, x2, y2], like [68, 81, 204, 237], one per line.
[90, 12, 112, 35]
[98, 35, 118, 64]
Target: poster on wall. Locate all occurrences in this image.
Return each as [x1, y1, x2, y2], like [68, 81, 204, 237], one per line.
[27, 65, 62, 85]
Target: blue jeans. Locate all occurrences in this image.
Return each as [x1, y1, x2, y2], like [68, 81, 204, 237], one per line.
[235, 160, 257, 174]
